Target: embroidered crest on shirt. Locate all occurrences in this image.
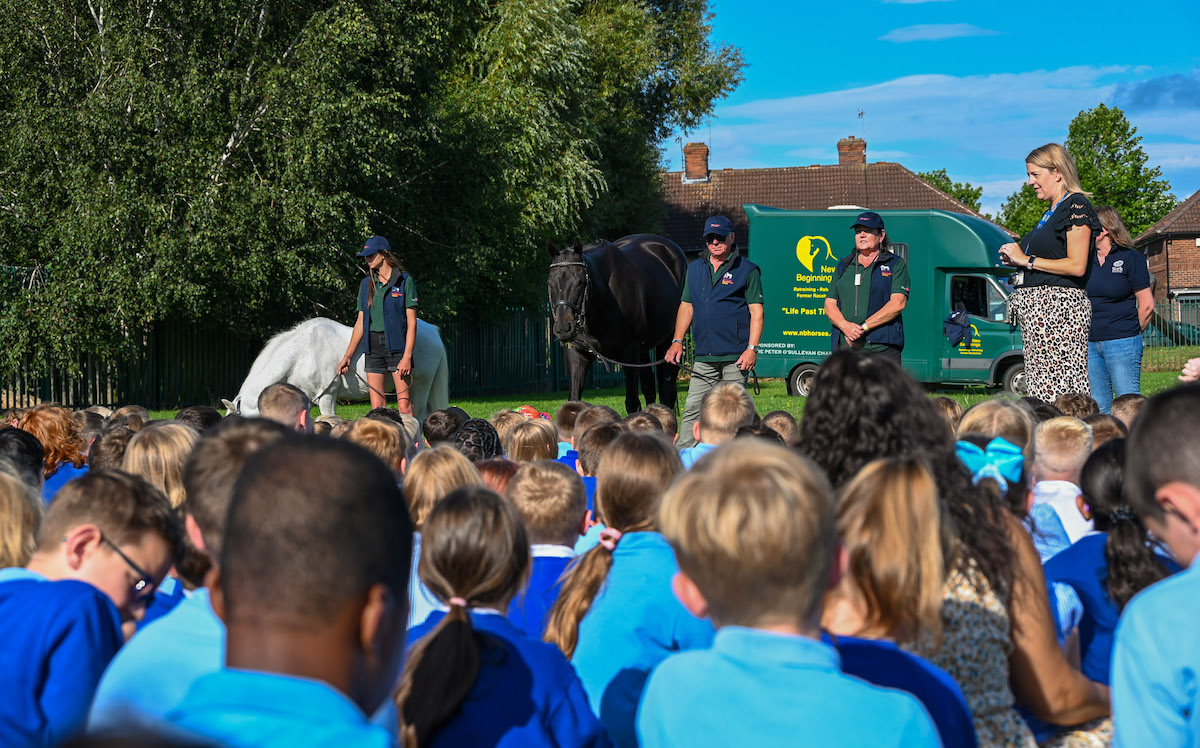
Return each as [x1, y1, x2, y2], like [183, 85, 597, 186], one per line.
[721, 271, 734, 286]
[880, 265, 891, 277]
[1111, 259, 1124, 274]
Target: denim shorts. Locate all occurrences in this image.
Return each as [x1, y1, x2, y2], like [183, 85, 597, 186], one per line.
[364, 331, 406, 374]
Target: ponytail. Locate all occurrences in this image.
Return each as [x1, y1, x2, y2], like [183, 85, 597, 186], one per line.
[1102, 507, 1168, 611]
[395, 602, 481, 748]
[543, 545, 614, 658]
[1080, 440, 1170, 611]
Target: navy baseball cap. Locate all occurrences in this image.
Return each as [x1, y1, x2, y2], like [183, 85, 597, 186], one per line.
[851, 211, 884, 231]
[702, 215, 734, 238]
[357, 235, 391, 257]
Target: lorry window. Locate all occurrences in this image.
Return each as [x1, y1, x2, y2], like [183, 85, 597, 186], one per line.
[951, 275, 1009, 322]
[888, 242, 908, 262]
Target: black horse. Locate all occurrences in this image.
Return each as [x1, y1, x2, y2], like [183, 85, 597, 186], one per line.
[547, 234, 687, 414]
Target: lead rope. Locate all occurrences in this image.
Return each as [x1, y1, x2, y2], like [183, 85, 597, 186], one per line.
[316, 368, 412, 410]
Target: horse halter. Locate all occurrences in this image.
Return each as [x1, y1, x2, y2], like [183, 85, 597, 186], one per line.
[549, 260, 590, 340]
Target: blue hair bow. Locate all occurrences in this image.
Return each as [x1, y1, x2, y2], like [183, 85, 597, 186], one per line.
[955, 437, 1024, 490]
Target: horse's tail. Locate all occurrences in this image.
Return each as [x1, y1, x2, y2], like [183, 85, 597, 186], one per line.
[428, 331, 450, 413]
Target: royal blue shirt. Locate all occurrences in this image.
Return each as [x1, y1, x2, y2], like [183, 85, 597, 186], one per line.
[406, 610, 610, 747]
[1111, 554, 1200, 747]
[167, 668, 394, 748]
[1085, 245, 1150, 342]
[0, 568, 124, 748]
[831, 634, 975, 748]
[42, 461, 88, 503]
[89, 588, 224, 731]
[570, 531, 715, 748]
[507, 546, 574, 638]
[637, 627, 941, 748]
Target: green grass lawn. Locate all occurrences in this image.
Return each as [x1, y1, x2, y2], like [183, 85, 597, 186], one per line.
[153, 370, 1187, 422]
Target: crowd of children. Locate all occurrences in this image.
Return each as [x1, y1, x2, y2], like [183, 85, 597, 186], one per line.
[1, 349, 1199, 747]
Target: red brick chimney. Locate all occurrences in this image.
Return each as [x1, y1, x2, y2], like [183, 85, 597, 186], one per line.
[837, 136, 867, 166]
[683, 142, 710, 181]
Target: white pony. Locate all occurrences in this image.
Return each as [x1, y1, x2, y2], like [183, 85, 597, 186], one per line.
[222, 317, 450, 421]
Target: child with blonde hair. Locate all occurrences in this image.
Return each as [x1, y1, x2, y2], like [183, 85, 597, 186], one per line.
[544, 432, 710, 747]
[505, 460, 589, 637]
[638, 441, 939, 747]
[341, 416, 409, 477]
[402, 445, 482, 626]
[396, 486, 607, 747]
[506, 419, 558, 463]
[679, 382, 755, 468]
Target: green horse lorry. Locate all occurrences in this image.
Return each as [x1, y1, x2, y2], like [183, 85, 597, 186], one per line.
[743, 204, 1026, 396]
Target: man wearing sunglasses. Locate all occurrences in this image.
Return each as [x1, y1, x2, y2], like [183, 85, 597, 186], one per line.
[0, 470, 182, 747]
[667, 215, 764, 449]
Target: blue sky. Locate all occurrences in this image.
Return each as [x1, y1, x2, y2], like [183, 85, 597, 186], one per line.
[662, 0, 1200, 217]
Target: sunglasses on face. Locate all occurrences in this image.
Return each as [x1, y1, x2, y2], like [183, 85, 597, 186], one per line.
[705, 235, 729, 245]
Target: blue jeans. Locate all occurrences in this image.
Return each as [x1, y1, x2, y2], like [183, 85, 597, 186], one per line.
[1088, 334, 1143, 414]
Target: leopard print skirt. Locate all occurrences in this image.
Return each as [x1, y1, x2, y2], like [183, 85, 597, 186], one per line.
[1007, 285, 1090, 402]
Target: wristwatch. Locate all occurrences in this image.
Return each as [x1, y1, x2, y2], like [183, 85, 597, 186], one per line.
[1027, 256, 1035, 270]
[747, 345, 759, 353]
[671, 338, 684, 344]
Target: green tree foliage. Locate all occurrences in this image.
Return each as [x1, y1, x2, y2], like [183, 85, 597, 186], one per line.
[0, 0, 742, 372]
[918, 169, 983, 213]
[1065, 104, 1177, 237]
[998, 185, 1047, 238]
[997, 104, 1177, 238]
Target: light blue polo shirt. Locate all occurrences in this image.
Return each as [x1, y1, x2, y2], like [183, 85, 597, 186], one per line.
[679, 441, 718, 469]
[89, 588, 224, 730]
[1111, 554, 1200, 747]
[637, 626, 941, 748]
[166, 669, 394, 748]
[570, 531, 714, 748]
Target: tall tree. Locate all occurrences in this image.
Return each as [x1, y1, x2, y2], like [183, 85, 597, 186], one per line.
[997, 104, 1177, 237]
[0, 0, 743, 373]
[1065, 104, 1177, 237]
[998, 185, 1046, 238]
[918, 169, 983, 213]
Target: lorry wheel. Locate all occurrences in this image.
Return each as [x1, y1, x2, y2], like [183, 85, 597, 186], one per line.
[1002, 362, 1027, 396]
[789, 364, 820, 397]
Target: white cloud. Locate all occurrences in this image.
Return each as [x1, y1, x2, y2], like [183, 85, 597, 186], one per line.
[1143, 142, 1200, 169]
[879, 23, 1000, 42]
[667, 65, 1200, 209]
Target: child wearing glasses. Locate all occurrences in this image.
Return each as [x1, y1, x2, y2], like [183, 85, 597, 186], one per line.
[0, 470, 183, 747]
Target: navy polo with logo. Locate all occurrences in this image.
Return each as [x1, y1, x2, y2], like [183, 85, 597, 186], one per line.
[1084, 246, 1149, 342]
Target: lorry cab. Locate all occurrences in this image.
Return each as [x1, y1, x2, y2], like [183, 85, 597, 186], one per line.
[742, 204, 1025, 396]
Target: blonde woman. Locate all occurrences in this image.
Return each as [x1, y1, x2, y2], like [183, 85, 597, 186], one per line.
[999, 144, 1099, 401]
[401, 445, 482, 626]
[1085, 206, 1154, 414]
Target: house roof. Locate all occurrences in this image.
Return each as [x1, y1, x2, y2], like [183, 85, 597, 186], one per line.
[658, 162, 1010, 252]
[1135, 189, 1200, 246]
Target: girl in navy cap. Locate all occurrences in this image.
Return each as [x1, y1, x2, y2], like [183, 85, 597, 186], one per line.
[337, 236, 420, 415]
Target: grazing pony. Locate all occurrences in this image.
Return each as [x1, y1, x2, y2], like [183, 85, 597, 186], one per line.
[547, 234, 686, 414]
[223, 317, 449, 422]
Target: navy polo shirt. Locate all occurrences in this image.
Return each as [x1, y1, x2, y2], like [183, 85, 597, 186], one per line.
[1085, 246, 1149, 342]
